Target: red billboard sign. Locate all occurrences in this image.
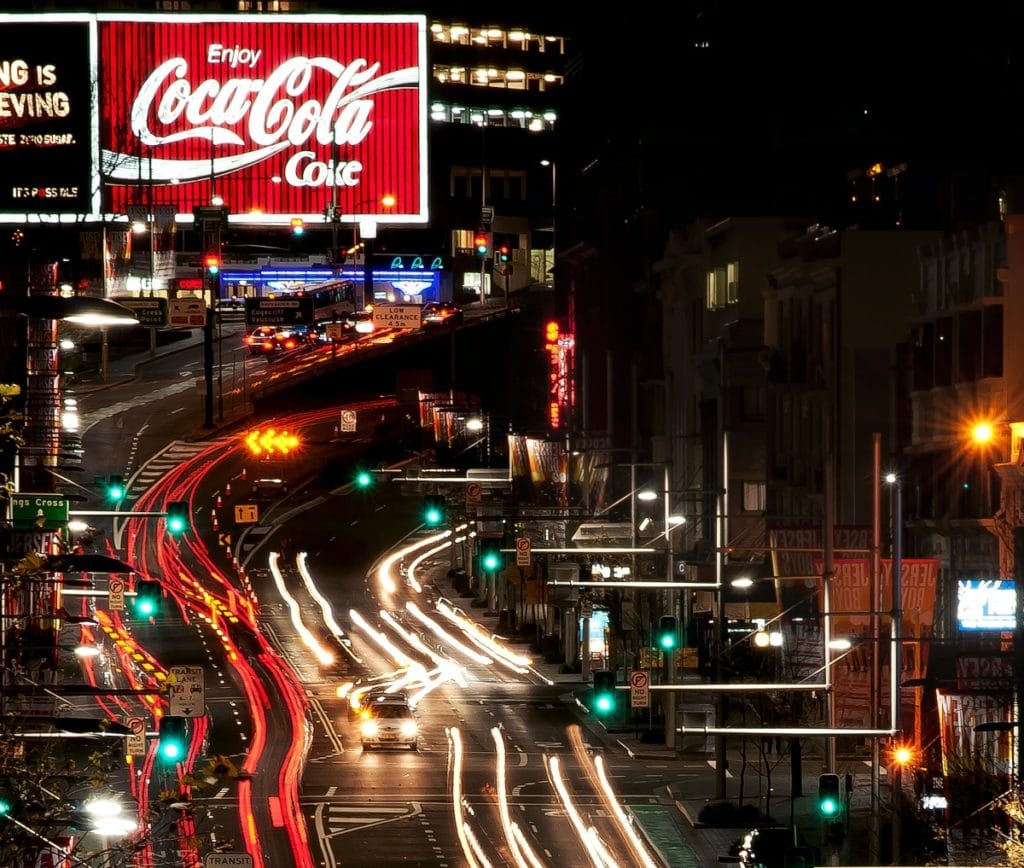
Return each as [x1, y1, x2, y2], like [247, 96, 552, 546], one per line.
[97, 14, 427, 225]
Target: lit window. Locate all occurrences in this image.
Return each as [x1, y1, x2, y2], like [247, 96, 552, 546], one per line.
[727, 261, 739, 303]
[743, 482, 766, 512]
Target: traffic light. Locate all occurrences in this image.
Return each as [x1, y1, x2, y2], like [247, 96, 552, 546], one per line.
[204, 253, 221, 275]
[498, 244, 510, 263]
[817, 773, 842, 819]
[480, 539, 503, 572]
[593, 670, 617, 716]
[166, 501, 189, 536]
[105, 474, 126, 503]
[474, 230, 491, 257]
[355, 469, 373, 489]
[423, 494, 446, 527]
[290, 217, 305, 236]
[657, 615, 677, 651]
[157, 715, 187, 763]
[134, 580, 162, 618]
[0, 779, 18, 816]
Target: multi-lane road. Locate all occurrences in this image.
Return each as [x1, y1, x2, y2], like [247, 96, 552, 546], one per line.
[68, 334, 705, 867]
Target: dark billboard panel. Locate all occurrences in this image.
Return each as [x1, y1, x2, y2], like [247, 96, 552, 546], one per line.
[0, 16, 94, 215]
[97, 14, 428, 226]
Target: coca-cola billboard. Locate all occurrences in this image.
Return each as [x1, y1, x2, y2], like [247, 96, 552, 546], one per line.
[97, 15, 427, 225]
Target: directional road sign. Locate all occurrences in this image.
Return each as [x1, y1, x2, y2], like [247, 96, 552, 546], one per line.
[11, 493, 68, 529]
[113, 297, 169, 328]
[630, 670, 650, 709]
[169, 665, 205, 718]
[234, 504, 259, 524]
[244, 296, 313, 326]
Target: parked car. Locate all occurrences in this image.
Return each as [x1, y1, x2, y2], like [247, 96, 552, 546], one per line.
[421, 302, 463, 326]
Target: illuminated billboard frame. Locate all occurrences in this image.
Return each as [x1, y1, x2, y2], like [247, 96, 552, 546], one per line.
[956, 579, 1015, 631]
[0, 13, 427, 226]
[97, 14, 428, 226]
[0, 14, 99, 220]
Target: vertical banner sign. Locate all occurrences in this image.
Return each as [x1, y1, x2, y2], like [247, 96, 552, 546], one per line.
[0, 17, 94, 215]
[169, 665, 206, 718]
[97, 14, 428, 224]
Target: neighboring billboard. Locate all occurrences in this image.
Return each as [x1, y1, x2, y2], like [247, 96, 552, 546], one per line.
[97, 14, 427, 225]
[0, 16, 94, 215]
[957, 579, 1015, 631]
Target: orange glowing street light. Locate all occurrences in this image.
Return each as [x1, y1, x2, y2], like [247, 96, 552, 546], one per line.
[244, 428, 300, 457]
[971, 421, 994, 445]
[891, 743, 914, 766]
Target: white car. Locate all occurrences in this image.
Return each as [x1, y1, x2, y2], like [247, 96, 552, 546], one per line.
[360, 698, 418, 750]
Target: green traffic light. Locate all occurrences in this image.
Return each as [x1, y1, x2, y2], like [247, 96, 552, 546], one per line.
[107, 485, 124, 501]
[0, 797, 11, 815]
[819, 797, 839, 817]
[159, 741, 182, 761]
[425, 507, 442, 525]
[659, 633, 676, 650]
[167, 516, 186, 535]
[356, 470, 373, 488]
[595, 694, 614, 714]
[482, 552, 500, 571]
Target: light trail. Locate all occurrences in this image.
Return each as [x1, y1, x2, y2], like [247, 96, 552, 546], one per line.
[545, 755, 618, 868]
[448, 727, 492, 868]
[567, 725, 657, 868]
[268, 552, 335, 666]
[296, 551, 362, 663]
[379, 609, 468, 688]
[434, 600, 534, 676]
[491, 727, 546, 868]
[405, 601, 493, 665]
[375, 527, 452, 598]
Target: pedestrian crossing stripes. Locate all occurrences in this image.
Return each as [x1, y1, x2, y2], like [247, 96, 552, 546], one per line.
[322, 803, 417, 836]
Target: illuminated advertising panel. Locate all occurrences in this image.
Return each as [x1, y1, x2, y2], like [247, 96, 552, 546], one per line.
[957, 579, 1015, 631]
[0, 16, 94, 215]
[97, 14, 427, 225]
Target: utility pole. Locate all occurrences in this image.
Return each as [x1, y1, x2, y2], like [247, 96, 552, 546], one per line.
[193, 205, 227, 429]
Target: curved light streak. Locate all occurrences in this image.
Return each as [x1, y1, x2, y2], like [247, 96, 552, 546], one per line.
[297, 551, 362, 663]
[491, 727, 545, 868]
[434, 600, 535, 675]
[348, 610, 419, 671]
[379, 609, 468, 688]
[404, 538, 452, 593]
[448, 727, 492, 868]
[376, 527, 452, 597]
[406, 601, 492, 665]
[546, 755, 618, 868]
[269, 552, 335, 665]
[567, 725, 657, 868]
